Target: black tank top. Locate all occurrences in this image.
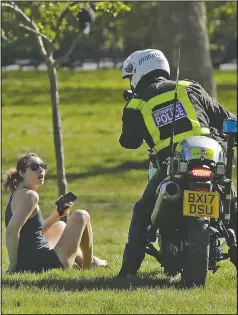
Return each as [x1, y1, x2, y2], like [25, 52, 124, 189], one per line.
[5, 191, 50, 259]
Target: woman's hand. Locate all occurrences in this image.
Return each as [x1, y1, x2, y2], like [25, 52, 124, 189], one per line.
[60, 201, 73, 218]
[56, 195, 73, 218]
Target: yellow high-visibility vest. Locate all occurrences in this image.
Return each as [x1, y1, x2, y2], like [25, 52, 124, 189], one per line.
[126, 80, 210, 152]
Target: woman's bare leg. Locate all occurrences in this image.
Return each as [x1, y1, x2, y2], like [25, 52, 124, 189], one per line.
[53, 209, 107, 269]
[43, 218, 101, 268]
[44, 221, 66, 249]
[78, 214, 108, 268]
[78, 216, 108, 268]
[74, 248, 83, 267]
[53, 210, 90, 268]
[79, 211, 93, 268]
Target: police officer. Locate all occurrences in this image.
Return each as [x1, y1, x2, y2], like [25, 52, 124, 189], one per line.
[117, 49, 237, 278]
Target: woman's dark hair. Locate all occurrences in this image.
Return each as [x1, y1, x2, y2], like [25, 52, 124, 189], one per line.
[3, 152, 38, 193]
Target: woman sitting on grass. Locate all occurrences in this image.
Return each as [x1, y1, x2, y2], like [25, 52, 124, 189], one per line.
[3, 152, 108, 273]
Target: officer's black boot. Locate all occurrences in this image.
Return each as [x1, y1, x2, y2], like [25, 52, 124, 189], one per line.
[117, 243, 146, 278]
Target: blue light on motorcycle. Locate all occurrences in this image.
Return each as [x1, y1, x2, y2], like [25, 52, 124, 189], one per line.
[216, 162, 226, 176]
[223, 119, 237, 133]
[179, 160, 188, 173]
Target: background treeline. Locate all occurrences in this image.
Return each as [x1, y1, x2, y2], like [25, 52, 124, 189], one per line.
[2, 1, 237, 68]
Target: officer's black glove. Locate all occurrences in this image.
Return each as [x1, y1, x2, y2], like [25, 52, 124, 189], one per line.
[148, 149, 158, 169]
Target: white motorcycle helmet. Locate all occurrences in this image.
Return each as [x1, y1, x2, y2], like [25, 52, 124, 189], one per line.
[122, 49, 170, 91]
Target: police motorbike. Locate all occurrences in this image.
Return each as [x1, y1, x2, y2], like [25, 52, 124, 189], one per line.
[122, 46, 237, 286]
[145, 119, 237, 287]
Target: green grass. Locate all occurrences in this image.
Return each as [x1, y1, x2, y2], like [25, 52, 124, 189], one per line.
[1, 69, 237, 314]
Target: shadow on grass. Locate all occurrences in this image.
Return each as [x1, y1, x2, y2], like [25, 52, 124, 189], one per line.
[47, 160, 149, 180]
[2, 272, 186, 292]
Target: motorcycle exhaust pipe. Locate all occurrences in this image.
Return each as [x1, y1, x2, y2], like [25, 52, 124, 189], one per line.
[151, 179, 181, 227]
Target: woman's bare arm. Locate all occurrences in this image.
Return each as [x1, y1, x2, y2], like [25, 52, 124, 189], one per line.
[6, 190, 38, 271]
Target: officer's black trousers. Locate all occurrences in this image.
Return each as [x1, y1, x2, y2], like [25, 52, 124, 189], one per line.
[118, 167, 167, 276]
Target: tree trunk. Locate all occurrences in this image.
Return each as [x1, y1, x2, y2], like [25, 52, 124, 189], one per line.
[47, 58, 68, 197]
[153, 2, 216, 98]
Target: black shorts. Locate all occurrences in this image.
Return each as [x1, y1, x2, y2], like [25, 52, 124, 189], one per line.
[16, 248, 64, 273]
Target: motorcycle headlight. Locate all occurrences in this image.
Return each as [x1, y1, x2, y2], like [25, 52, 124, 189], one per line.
[216, 162, 226, 176]
[179, 160, 188, 173]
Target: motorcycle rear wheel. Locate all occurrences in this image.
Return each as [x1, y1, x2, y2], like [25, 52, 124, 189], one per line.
[181, 217, 210, 287]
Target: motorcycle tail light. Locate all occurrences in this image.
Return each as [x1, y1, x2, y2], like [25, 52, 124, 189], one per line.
[216, 162, 226, 176]
[189, 167, 214, 179]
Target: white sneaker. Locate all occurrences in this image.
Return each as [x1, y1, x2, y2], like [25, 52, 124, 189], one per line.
[90, 256, 108, 268]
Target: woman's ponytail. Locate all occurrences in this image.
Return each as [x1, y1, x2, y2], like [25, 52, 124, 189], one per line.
[3, 168, 22, 193]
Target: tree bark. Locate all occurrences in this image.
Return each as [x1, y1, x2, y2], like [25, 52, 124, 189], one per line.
[153, 1, 216, 98]
[47, 58, 68, 197]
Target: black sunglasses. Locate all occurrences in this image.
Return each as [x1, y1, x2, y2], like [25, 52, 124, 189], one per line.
[25, 163, 48, 171]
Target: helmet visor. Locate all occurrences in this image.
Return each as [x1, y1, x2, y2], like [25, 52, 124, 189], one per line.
[122, 60, 134, 78]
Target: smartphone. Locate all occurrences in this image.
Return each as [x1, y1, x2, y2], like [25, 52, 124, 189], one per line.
[55, 192, 78, 216]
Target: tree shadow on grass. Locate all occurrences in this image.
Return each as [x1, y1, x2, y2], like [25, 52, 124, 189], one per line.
[47, 160, 149, 180]
[2, 272, 188, 292]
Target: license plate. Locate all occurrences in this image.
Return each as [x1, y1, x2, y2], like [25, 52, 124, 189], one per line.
[183, 190, 220, 218]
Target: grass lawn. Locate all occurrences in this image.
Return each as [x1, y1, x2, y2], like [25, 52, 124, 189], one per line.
[1, 69, 237, 314]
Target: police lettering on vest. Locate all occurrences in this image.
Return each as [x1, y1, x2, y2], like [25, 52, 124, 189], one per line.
[152, 101, 187, 128]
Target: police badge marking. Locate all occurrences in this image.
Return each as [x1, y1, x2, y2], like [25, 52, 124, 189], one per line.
[152, 101, 187, 128]
[123, 62, 134, 73]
